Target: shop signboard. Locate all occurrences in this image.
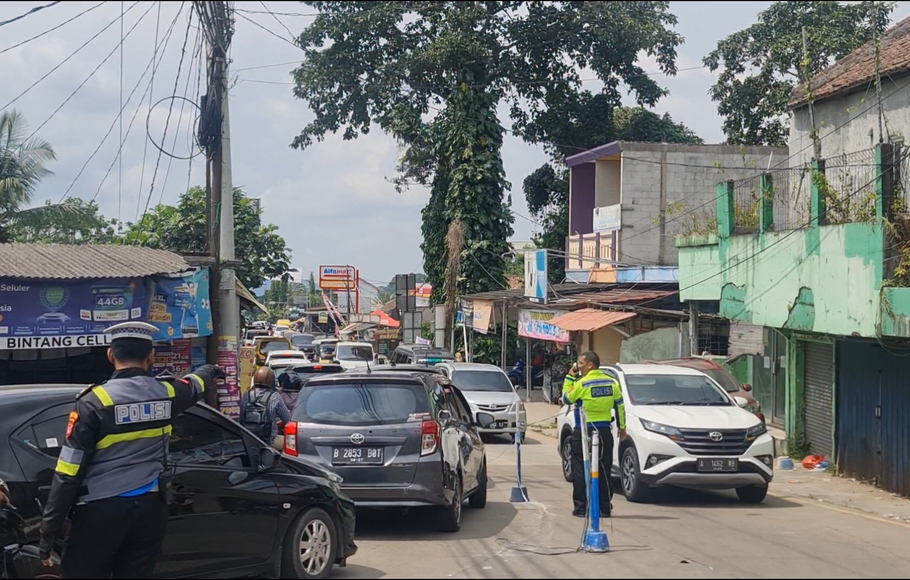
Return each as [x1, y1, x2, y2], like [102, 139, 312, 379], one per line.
[171, 339, 192, 376]
[217, 348, 240, 420]
[239, 346, 256, 395]
[151, 344, 174, 376]
[148, 270, 213, 341]
[518, 309, 570, 343]
[0, 278, 151, 350]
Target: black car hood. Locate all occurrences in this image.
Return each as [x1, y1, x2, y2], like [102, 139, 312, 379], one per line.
[280, 453, 340, 482]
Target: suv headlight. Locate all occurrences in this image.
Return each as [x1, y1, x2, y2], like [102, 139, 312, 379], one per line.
[746, 422, 767, 442]
[640, 418, 685, 441]
[743, 402, 762, 414]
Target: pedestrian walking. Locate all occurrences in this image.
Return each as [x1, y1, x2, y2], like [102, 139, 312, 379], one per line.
[38, 321, 225, 578]
[563, 351, 627, 518]
[241, 366, 291, 448]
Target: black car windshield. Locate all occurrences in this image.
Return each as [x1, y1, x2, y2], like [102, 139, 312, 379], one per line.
[701, 368, 740, 393]
[294, 383, 431, 426]
[291, 334, 315, 348]
[451, 370, 514, 393]
[337, 345, 373, 361]
[624, 374, 732, 406]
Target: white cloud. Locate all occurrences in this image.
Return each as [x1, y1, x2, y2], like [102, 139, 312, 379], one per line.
[5, 0, 910, 285]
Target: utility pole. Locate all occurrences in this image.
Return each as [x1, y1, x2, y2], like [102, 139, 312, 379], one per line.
[197, 1, 239, 371]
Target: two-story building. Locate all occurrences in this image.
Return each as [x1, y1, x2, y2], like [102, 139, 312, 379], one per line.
[676, 16, 910, 495]
[565, 141, 787, 284]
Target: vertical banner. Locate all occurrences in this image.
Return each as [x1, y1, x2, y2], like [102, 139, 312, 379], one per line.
[151, 344, 174, 377]
[472, 299, 494, 334]
[239, 346, 256, 395]
[217, 349, 240, 420]
[148, 270, 213, 341]
[171, 339, 192, 376]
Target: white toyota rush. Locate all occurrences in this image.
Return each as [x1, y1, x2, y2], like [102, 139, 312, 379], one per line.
[556, 363, 774, 504]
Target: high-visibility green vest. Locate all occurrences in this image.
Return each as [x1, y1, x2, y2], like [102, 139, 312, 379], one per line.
[564, 369, 626, 429]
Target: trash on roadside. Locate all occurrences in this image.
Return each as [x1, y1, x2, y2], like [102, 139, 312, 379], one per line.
[802, 454, 826, 469]
[779, 457, 795, 470]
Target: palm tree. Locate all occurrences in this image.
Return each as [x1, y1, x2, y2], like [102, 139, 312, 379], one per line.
[0, 110, 89, 243]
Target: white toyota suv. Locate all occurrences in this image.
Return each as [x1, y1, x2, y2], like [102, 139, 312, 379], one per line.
[556, 363, 774, 504]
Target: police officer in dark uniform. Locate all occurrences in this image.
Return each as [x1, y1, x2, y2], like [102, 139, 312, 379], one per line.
[38, 321, 225, 578]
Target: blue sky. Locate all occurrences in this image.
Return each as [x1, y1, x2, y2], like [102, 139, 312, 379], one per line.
[3, 1, 909, 289]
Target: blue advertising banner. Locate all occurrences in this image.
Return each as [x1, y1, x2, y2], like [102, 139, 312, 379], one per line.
[0, 278, 151, 350]
[148, 269, 213, 341]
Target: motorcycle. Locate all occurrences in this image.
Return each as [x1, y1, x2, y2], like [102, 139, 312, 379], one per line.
[507, 358, 544, 388]
[0, 489, 61, 579]
[542, 359, 570, 405]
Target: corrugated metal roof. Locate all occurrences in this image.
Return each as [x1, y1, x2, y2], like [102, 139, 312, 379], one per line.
[554, 288, 677, 306]
[550, 308, 636, 332]
[0, 243, 190, 280]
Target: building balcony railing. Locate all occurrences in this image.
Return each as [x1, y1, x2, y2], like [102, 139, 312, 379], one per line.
[565, 231, 617, 271]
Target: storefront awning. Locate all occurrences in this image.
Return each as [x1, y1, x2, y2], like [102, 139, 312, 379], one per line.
[236, 280, 268, 314]
[550, 308, 636, 332]
[340, 322, 376, 335]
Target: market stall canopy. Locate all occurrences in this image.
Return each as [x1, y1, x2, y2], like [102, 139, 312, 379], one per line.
[549, 308, 636, 332]
[370, 309, 400, 327]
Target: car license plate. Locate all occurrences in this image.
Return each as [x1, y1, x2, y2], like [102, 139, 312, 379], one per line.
[697, 458, 738, 472]
[492, 420, 509, 429]
[332, 447, 383, 465]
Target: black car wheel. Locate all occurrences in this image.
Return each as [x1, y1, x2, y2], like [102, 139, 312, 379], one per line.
[736, 484, 768, 504]
[561, 434, 572, 482]
[469, 460, 487, 509]
[281, 507, 337, 579]
[437, 475, 463, 532]
[620, 446, 651, 503]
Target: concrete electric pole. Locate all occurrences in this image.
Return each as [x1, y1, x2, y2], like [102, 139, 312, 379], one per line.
[196, 1, 239, 370]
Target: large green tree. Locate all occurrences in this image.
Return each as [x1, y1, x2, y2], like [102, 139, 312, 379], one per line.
[13, 197, 119, 244]
[704, 1, 893, 147]
[121, 186, 292, 289]
[290, 1, 684, 301]
[0, 110, 100, 243]
[522, 102, 703, 283]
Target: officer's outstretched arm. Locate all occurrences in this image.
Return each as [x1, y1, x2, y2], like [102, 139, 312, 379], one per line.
[171, 364, 226, 414]
[39, 398, 100, 560]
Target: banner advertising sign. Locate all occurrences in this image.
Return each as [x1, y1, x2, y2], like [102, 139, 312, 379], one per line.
[148, 270, 213, 341]
[518, 309, 571, 343]
[523, 250, 548, 303]
[319, 265, 357, 290]
[151, 344, 174, 377]
[239, 346, 256, 394]
[0, 278, 150, 350]
[216, 348, 240, 420]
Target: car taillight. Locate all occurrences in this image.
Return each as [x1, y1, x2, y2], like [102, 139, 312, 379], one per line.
[421, 420, 439, 456]
[284, 421, 299, 456]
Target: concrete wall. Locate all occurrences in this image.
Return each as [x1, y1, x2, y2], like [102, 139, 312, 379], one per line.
[594, 159, 621, 208]
[617, 143, 788, 266]
[790, 75, 910, 176]
[590, 326, 624, 364]
[678, 223, 884, 337]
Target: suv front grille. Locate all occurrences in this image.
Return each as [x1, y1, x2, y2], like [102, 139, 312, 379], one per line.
[675, 428, 750, 456]
[477, 404, 509, 412]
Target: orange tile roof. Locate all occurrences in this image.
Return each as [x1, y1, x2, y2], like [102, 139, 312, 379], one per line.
[549, 308, 636, 332]
[790, 15, 910, 109]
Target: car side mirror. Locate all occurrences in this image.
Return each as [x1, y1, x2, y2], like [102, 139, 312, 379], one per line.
[259, 447, 278, 471]
[438, 409, 453, 423]
[733, 396, 749, 408]
[742, 383, 753, 392]
[475, 412, 495, 428]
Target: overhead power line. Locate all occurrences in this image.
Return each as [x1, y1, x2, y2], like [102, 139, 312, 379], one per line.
[0, 1, 106, 56]
[0, 1, 143, 112]
[25, 1, 158, 141]
[0, 1, 61, 28]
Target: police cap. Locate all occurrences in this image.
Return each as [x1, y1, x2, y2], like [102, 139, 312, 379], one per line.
[105, 321, 158, 342]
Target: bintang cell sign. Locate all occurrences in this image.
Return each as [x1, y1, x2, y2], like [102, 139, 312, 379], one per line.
[0, 278, 152, 350]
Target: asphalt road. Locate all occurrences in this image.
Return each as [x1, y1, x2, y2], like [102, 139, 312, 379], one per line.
[332, 433, 910, 579]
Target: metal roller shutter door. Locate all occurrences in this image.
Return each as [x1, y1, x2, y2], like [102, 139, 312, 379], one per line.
[804, 341, 835, 459]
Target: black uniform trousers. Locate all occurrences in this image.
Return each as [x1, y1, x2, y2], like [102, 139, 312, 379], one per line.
[61, 492, 168, 579]
[570, 425, 614, 517]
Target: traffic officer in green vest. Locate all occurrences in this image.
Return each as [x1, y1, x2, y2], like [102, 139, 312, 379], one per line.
[563, 350, 626, 518]
[39, 321, 226, 578]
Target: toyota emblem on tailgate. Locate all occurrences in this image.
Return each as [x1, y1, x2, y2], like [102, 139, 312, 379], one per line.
[350, 433, 365, 445]
[709, 431, 723, 442]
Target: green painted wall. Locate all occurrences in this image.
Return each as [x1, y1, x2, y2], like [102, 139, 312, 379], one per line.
[679, 223, 885, 338]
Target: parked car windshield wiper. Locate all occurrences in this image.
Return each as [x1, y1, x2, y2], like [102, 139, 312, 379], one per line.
[642, 400, 687, 405]
[684, 401, 730, 406]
